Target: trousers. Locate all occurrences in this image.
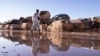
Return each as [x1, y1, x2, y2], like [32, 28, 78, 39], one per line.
[31, 20, 40, 31]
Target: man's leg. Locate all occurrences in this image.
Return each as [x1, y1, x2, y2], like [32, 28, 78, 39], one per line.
[36, 24, 41, 34]
[31, 24, 35, 34]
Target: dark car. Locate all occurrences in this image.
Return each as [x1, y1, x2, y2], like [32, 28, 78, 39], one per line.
[48, 14, 70, 25]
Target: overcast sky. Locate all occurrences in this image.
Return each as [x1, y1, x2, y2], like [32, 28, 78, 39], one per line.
[0, 0, 100, 23]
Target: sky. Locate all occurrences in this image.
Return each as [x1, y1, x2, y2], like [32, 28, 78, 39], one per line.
[0, 0, 100, 23]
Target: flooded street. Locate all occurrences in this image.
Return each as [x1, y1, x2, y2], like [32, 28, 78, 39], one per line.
[0, 30, 100, 56]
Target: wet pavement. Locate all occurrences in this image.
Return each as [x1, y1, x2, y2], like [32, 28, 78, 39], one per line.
[0, 30, 100, 56]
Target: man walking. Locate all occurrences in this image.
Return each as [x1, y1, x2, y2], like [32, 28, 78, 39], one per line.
[31, 9, 40, 33]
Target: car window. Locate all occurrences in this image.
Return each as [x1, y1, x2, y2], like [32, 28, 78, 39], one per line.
[52, 15, 58, 19]
[59, 15, 67, 19]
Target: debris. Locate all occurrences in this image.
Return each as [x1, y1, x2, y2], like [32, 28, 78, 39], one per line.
[15, 44, 19, 46]
[5, 51, 8, 54]
[2, 47, 6, 49]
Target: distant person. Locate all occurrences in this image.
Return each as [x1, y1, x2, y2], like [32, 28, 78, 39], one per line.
[31, 9, 40, 33]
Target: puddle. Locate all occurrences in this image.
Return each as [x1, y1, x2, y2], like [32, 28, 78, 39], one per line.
[0, 31, 100, 56]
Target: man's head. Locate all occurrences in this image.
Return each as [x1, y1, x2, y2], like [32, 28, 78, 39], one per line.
[36, 9, 39, 13]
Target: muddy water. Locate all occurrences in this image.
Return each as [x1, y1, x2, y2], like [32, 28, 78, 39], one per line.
[0, 31, 100, 56]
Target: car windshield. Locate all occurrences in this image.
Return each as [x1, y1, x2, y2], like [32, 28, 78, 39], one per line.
[52, 14, 68, 20]
[52, 15, 59, 19]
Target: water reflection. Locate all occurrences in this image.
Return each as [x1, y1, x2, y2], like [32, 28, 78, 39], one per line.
[31, 32, 50, 56]
[47, 32, 71, 51]
[0, 31, 100, 56]
[47, 32, 100, 50]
